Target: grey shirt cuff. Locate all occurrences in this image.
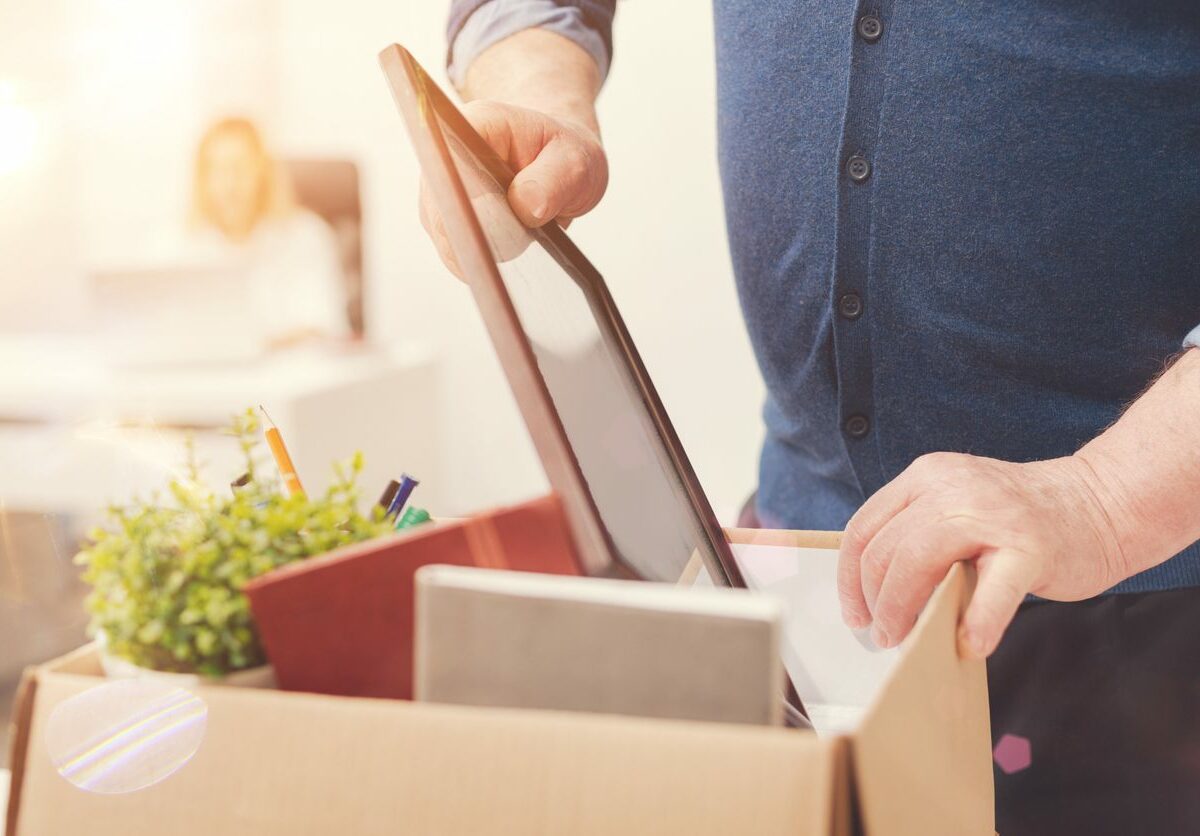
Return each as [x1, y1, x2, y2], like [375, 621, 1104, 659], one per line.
[1184, 325, 1200, 351]
[448, 0, 610, 89]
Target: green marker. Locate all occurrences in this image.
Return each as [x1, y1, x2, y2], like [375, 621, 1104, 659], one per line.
[395, 506, 431, 530]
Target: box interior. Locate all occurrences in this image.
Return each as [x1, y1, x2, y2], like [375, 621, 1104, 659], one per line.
[6, 530, 990, 836]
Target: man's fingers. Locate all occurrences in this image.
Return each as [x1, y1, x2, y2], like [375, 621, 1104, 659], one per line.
[841, 470, 920, 562]
[959, 549, 1040, 659]
[434, 101, 607, 240]
[418, 180, 464, 279]
[868, 511, 979, 648]
[836, 539, 873, 630]
[838, 472, 921, 628]
[462, 102, 607, 228]
[461, 101, 527, 168]
[507, 136, 607, 228]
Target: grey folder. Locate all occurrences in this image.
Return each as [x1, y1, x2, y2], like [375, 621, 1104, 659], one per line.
[414, 565, 785, 726]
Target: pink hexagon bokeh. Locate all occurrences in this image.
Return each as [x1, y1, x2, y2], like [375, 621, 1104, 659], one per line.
[993, 733, 1032, 775]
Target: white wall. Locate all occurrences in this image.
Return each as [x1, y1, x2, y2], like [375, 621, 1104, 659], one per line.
[0, 0, 767, 523]
[0, 0, 282, 329]
[0, 1, 85, 329]
[270, 0, 767, 522]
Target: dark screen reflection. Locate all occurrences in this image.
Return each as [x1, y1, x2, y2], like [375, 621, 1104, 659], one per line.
[442, 129, 720, 583]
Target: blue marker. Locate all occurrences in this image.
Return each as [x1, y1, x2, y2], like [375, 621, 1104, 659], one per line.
[385, 473, 419, 520]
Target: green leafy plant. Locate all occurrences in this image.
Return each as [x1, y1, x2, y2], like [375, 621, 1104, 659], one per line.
[75, 409, 392, 677]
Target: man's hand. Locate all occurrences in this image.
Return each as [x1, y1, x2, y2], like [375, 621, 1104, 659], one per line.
[836, 350, 1200, 661]
[837, 453, 1129, 659]
[418, 101, 608, 277]
[420, 27, 607, 278]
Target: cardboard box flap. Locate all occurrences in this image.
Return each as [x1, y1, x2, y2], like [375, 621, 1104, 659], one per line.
[726, 528, 843, 551]
[5, 638, 109, 836]
[4, 638, 106, 834]
[854, 563, 994, 835]
[13, 653, 841, 836]
[722, 530, 993, 834]
[4, 669, 36, 836]
[828, 735, 857, 836]
[37, 643, 103, 676]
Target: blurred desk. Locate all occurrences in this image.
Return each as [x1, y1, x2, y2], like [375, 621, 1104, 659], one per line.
[0, 336, 441, 521]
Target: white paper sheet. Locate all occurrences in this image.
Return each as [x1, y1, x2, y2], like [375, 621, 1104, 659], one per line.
[702, 543, 903, 735]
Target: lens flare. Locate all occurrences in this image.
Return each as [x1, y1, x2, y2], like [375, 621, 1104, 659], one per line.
[44, 678, 208, 794]
[0, 99, 37, 175]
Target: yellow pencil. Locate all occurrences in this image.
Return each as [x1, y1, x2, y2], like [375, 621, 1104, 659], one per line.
[260, 406, 305, 498]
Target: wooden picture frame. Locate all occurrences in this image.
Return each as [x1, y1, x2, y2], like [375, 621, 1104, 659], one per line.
[379, 44, 746, 590]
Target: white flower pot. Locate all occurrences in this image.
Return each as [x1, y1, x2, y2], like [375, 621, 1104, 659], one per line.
[96, 632, 276, 689]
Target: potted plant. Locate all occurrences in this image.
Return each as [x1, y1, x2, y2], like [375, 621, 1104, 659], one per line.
[75, 409, 392, 686]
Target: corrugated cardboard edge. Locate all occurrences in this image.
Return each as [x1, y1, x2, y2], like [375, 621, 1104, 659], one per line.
[854, 563, 994, 835]
[677, 548, 704, 587]
[6, 643, 99, 836]
[829, 735, 856, 836]
[725, 527, 843, 551]
[4, 668, 35, 836]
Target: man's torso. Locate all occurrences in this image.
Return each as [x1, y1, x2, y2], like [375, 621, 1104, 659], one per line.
[712, 0, 1200, 592]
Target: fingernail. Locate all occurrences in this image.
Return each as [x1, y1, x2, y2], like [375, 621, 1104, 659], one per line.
[870, 624, 891, 649]
[515, 180, 548, 222]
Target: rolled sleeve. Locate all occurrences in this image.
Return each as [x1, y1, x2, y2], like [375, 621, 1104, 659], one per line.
[447, 0, 616, 88]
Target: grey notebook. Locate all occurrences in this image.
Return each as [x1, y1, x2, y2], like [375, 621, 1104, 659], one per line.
[414, 565, 785, 726]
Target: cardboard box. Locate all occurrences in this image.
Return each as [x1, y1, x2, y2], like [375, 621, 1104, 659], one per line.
[5, 531, 994, 835]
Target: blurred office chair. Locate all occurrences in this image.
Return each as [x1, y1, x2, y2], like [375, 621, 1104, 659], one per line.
[285, 159, 366, 338]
